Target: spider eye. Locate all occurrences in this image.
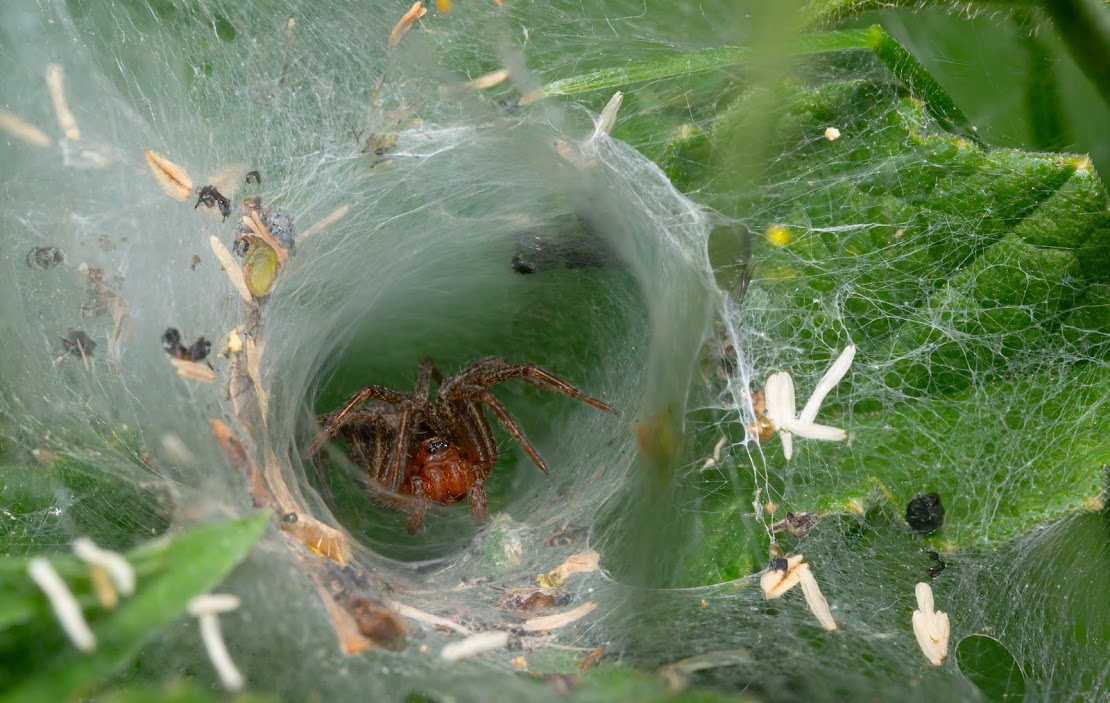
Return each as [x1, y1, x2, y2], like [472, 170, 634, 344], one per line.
[426, 438, 450, 454]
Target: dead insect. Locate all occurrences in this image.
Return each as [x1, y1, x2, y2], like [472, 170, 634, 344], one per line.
[61, 330, 96, 358]
[26, 246, 64, 270]
[927, 550, 946, 579]
[498, 588, 571, 612]
[195, 185, 232, 222]
[769, 511, 823, 539]
[307, 357, 615, 532]
[245, 170, 261, 185]
[161, 327, 211, 362]
[364, 132, 396, 157]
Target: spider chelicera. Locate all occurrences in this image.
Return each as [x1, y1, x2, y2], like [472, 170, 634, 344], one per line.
[306, 357, 616, 532]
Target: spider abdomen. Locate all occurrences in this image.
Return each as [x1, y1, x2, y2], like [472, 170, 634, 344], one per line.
[411, 439, 475, 502]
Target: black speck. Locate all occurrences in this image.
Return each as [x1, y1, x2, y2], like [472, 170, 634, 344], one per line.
[246, 170, 261, 185]
[906, 493, 945, 533]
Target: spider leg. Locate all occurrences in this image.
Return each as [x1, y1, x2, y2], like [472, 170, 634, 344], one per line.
[305, 384, 409, 456]
[414, 357, 438, 400]
[452, 358, 616, 414]
[435, 398, 498, 471]
[312, 408, 398, 497]
[427, 358, 445, 385]
[406, 476, 429, 533]
[347, 411, 398, 492]
[382, 402, 414, 491]
[468, 469, 489, 524]
[478, 389, 549, 474]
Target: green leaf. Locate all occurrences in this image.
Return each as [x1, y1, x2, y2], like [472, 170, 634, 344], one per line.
[665, 42, 1110, 585]
[94, 680, 276, 703]
[956, 635, 1027, 702]
[536, 26, 977, 144]
[0, 513, 270, 702]
[796, 0, 1110, 113]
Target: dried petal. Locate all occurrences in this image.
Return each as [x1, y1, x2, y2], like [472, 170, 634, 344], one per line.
[242, 211, 288, 267]
[554, 550, 600, 580]
[439, 68, 510, 95]
[779, 419, 846, 442]
[279, 512, 352, 566]
[210, 419, 273, 509]
[441, 631, 509, 661]
[912, 582, 949, 665]
[209, 236, 252, 303]
[797, 565, 836, 630]
[389, 600, 471, 634]
[760, 554, 804, 599]
[798, 345, 856, 424]
[170, 357, 216, 383]
[46, 64, 81, 141]
[145, 149, 194, 201]
[763, 371, 795, 459]
[299, 204, 350, 243]
[0, 110, 53, 148]
[522, 601, 598, 632]
[389, 2, 427, 47]
[29, 557, 96, 652]
[593, 91, 623, 139]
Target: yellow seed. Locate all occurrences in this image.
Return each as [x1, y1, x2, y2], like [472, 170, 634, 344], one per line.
[766, 224, 791, 247]
[243, 242, 280, 298]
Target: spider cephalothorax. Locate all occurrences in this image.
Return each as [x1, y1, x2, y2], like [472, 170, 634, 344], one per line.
[307, 357, 615, 532]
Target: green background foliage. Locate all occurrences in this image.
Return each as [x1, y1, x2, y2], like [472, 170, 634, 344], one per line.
[3, 0, 1110, 700]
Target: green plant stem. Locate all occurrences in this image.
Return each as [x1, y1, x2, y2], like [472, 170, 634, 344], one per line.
[1040, 0, 1110, 109]
[1015, 10, 1073, 150]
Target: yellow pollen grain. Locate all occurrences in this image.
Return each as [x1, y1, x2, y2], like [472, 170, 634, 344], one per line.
[766, 224, 791, 247]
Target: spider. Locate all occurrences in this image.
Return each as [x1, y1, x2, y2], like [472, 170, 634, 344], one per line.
[306, 357, 616, 532]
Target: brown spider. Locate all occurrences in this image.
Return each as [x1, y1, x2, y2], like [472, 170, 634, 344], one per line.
[307, 357, 616, 533]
